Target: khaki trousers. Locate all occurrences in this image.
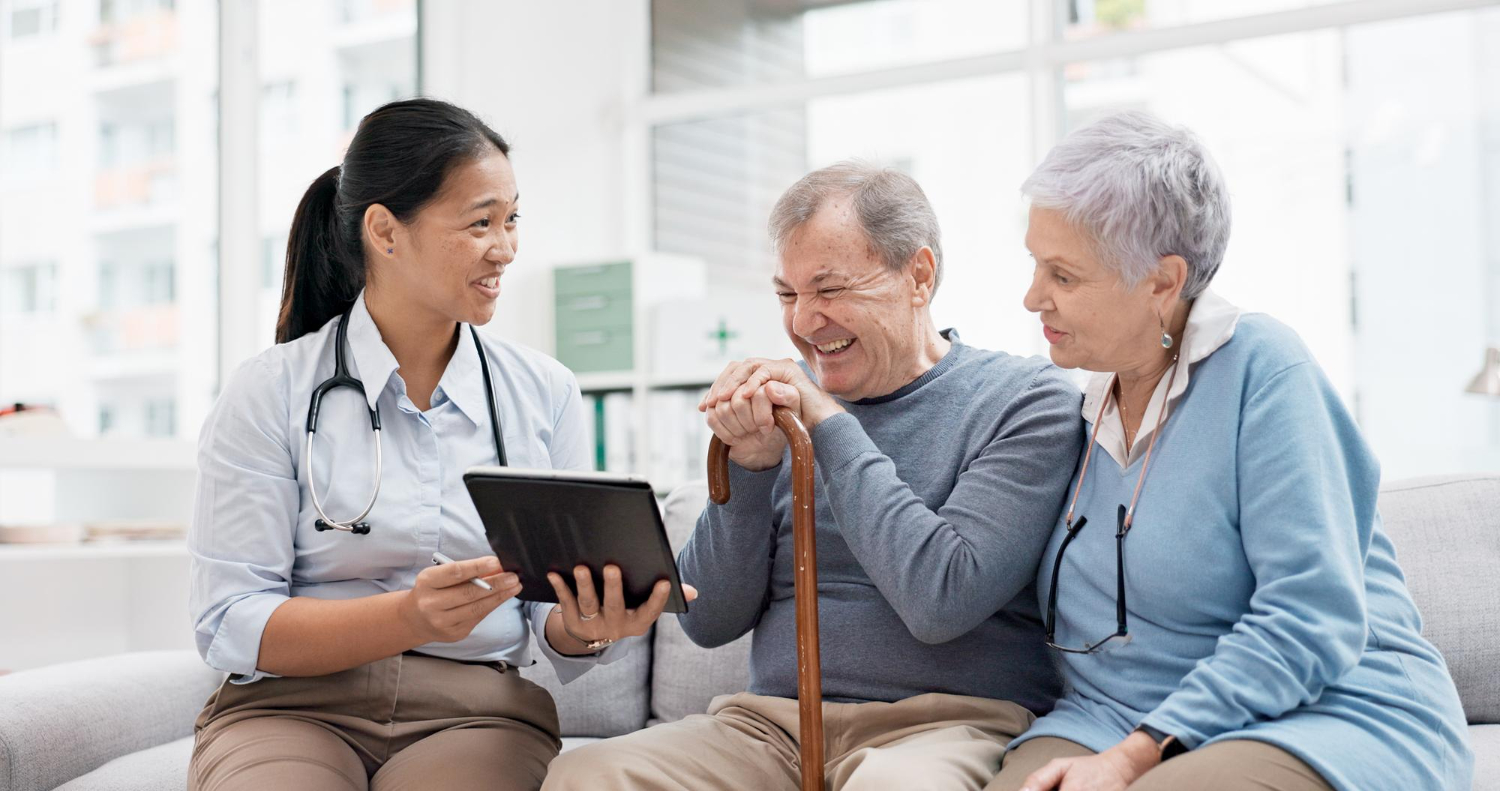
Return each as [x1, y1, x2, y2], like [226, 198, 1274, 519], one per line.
[189, 652, 561, 791]
[543, 691, 1036, 791]
[986, 735, 1335, 791]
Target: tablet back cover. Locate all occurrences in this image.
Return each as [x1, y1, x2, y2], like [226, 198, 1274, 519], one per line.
[463, 471, 688, 614]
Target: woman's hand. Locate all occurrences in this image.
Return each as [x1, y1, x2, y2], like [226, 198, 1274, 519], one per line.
[397, 555, 520, 643]
[1022, 732, 1160, 791]
[545, 564, 699, 655]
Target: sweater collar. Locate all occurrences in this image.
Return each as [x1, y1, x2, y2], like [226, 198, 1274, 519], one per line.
[800, 328, 964, 406]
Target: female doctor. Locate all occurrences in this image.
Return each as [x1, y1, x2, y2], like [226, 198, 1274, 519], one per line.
[186, 98, 691, 791]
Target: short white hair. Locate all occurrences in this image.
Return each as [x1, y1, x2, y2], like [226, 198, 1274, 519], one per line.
[769, 160, 944, 294]
[1022, 111, 1231, 299]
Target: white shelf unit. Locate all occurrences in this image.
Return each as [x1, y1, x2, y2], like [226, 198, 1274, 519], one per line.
[0, 539, 188, 561]
[557, 255, 705, 492]
[573, 371, 636, 392]
[560, 255, 796, 493]
[0, 541, 194, 673]
[650, 371, 726, 390]
[0, 437, 199, 672]
[0, 437, 198, 528]
[0, 436, 196, 471]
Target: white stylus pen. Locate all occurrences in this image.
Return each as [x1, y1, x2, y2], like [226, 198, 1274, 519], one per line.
[431, 551, 494, 591]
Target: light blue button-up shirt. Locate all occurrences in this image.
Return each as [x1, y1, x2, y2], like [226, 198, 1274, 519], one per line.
[189, 292, 627, 684]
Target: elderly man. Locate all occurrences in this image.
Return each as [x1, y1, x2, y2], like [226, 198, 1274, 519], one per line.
[543, 162, 1083, 790]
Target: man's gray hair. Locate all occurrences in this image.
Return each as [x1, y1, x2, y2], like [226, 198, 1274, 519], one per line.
[1022, 111, 1231, 299]
[769, 160, 944, 293]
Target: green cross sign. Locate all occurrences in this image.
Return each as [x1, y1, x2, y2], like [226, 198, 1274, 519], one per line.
[709, 318, 739, 356]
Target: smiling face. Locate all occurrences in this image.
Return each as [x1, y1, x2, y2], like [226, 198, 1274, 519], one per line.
[367, 147, 519, 327]
[1022, 205, 1169, 373]
[774, 197, 934, 400]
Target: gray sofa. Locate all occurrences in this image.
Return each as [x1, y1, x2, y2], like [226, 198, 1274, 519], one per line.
[2, 475, 1496, 791]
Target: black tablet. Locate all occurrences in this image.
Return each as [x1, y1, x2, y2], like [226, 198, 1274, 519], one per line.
[463, 466, 689, 614]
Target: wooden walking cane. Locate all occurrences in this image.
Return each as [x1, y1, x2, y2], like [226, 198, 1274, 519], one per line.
[707, 406, 825, 791]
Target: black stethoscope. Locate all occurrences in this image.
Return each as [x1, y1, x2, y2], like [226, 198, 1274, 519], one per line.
[305, 304, 507, 535]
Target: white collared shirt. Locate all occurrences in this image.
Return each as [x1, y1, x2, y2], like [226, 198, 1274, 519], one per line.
[189, 291, 625, 683]
[1081, 289, 1243, 468]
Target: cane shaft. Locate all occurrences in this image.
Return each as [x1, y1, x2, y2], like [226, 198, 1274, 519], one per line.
[708, 408, 824, 791]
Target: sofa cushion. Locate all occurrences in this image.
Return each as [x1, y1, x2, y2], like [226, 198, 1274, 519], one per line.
[559, 737, 599, 753]
[1470, 724, 1500, 791]
[0, 650, 222, 791]
[45, 733, 606, 791]
[1379, 475, 1500, 724]
[45, 726, 604, 791]
[651, 481, 753, 724]
[53, 737, 193, 791]
[520, 633, 652, 738]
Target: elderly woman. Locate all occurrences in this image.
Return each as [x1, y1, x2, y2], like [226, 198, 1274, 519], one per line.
[986, 111, 1473, 791]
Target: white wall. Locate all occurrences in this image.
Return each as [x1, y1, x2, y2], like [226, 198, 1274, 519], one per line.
[421, 0, 646, 354]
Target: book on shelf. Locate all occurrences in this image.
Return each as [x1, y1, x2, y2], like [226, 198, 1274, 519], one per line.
[602, 391, 636, 475]
[646, 388, 714, 493]
[577, 387, 714, 491]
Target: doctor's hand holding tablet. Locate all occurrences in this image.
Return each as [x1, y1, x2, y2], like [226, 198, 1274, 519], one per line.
[420, 550, 698, 650]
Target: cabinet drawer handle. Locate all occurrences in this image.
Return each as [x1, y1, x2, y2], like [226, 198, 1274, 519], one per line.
[566, 295, 610, 311]
[571, 331, 610, 346]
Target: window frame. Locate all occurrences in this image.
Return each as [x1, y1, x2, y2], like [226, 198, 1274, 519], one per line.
[628, 0, 1500, 453]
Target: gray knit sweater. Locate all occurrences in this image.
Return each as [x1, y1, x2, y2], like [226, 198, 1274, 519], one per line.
[678, 331, 1084, 714]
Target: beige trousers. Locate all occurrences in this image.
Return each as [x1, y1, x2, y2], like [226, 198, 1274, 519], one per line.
[189, 652, 561, 791]
[986, 735, 1336, 791]
[543, 691, 1036, 791]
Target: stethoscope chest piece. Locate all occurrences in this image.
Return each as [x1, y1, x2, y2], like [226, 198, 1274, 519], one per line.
[315, 518, 371, 535]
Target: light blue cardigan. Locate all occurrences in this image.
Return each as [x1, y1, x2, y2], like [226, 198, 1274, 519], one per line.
[1012, 314, 1473, 791]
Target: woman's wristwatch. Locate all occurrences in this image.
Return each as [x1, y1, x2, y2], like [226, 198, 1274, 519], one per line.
[572, 634, 615, 653]
[1134, 724, 1189, 761]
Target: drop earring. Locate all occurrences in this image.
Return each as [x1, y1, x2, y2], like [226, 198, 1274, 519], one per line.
[1159, 314, 1174, 349]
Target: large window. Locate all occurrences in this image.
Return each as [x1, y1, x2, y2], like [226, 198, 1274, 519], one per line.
[254, 0, 418, 346]
[1063, 30, 1355, 394]
[1062, 0, 1368, 38]
[0, 0, 419, 439]
[645, 0, 1500, 479]
[0, 1, 215, 440]
[652, 0, 1027, 93]
[653, 74, 1035, 353]
[1059, 9, 1500, 479]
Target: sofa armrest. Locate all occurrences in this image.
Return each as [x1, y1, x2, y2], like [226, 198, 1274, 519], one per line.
[0, 650, 223, 791]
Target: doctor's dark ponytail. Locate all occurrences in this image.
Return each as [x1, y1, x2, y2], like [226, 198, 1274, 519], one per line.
[276, 166, 351, 343]
[275, 98, 511, 343]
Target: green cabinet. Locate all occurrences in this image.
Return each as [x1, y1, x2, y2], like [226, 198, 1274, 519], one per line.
[554, 261, 632, 296]
[554, 262, 633, 372]
[555, 290, 631, 331]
